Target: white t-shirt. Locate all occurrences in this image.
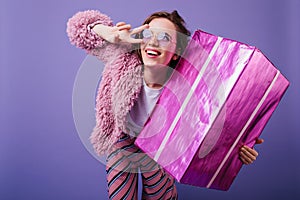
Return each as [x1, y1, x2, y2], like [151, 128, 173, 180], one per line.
[126, 80, 163, 137]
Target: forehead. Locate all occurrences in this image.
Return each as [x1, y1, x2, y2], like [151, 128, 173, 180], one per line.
[148, 18, 177, 35]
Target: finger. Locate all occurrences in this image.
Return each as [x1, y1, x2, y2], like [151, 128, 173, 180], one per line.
[131, 24, 150, 35]
[127, 24, 149, 44]
[127, 38, 144, 44]
[239, 155, 249, 165]
[255, 138, 264, 144]
[239, 150, 254, 164]
[241, 145, 258, 157]
[117, 24, 132, 31]
[239, 155, 251, 165]
[241, 145, 258, 158]
[116, 22, 127, 27]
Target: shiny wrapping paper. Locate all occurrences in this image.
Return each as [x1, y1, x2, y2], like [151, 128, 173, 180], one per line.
[135, 30, 289, 190]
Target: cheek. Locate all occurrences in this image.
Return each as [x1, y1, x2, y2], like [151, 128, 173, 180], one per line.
[162, 47, 177, 63]
[163, 51, 174, 63]
[140, 45, 145, 58]
[140, 51, 147, 62]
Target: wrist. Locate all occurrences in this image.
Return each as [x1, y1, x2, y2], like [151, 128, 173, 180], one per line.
[93, 24, 109, 37]
[87, 21, 109, 39]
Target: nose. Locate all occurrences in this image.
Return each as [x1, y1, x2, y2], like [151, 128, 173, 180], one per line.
[147, 34, 159, 47]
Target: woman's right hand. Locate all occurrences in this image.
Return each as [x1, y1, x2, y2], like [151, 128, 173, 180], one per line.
[92, 22, 149, 44]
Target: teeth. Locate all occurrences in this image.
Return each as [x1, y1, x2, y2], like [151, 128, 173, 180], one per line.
[146, 50, 159, 56]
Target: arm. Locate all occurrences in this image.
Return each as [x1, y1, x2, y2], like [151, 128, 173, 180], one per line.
[66, 10, 148, 63]
[66, 10, 126, 63]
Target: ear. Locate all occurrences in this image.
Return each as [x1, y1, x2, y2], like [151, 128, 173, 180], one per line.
[172, 48, 181, 60]
[172, 54, 178, 60]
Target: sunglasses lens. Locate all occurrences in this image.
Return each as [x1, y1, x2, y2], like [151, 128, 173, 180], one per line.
[157, 32, 171, 46]
[157, 32, 169, 41]
[142, 29, 152, 39]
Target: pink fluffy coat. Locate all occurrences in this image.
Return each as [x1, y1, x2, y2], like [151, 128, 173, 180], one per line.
[66, 10, 143, 155]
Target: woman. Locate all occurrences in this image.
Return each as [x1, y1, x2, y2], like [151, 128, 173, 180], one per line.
[67, 10, 263, 199]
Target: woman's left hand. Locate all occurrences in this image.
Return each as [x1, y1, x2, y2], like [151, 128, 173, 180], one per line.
[239, 138, 264, 165]
[92, 22, 149, 44]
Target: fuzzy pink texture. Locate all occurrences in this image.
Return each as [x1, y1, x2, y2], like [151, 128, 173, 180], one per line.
[66, 10, 143, 155]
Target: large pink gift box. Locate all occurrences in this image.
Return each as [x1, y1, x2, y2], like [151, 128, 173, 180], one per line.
[135, 30, 289, 190]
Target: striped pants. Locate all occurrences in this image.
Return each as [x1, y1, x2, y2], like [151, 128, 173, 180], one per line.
[106, 134, 178, 200]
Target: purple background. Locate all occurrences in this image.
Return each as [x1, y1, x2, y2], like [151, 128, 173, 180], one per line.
[1, 0, 299, 199]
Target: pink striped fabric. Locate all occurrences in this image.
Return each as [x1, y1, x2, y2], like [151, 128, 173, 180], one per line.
[106, 133, 178, 199]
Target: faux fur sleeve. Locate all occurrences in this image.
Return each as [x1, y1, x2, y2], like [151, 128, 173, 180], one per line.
[66, 10, 113, 51]
[66, 10, 132, 63]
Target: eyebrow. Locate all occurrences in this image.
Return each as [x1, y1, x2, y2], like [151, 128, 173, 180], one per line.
[164, 32, 172, 37]
[163, 32, 172, 40]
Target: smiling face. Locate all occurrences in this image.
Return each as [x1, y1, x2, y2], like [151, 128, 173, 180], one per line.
[140, 18, 177, 68]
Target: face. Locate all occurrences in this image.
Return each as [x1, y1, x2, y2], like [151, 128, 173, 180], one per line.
[140, 18, 177, 67]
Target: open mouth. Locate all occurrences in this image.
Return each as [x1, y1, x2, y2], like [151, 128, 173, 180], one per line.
[145, 49, 161, 57]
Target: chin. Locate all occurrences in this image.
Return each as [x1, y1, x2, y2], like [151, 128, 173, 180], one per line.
[142, 57, 157, 67]
[143, 61, 169, 68]
[142, 57, 170, 68]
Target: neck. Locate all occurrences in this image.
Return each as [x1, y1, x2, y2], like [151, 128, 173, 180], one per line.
[143, 65, 170, 89]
